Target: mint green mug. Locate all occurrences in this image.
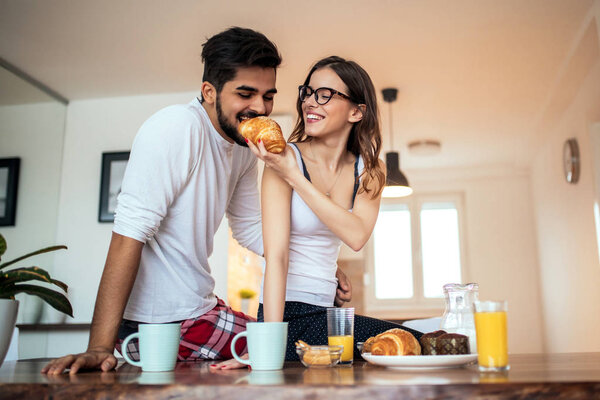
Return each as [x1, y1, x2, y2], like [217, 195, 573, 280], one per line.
[231, 322, 288, 370]
[122, 323, 180, 372]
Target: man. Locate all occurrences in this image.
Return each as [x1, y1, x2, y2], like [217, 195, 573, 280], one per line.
[42, 27, 350, 375]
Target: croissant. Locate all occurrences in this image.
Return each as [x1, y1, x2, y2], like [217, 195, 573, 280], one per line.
[238, 116, 286, 154]
[363, 336, 376, 353]
[295, 340, 332, 366]
[365, 328, 421, 356]
[302, 349, 332, 366]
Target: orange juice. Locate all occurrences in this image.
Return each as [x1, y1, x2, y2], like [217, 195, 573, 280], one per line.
[328, 335, 354, 362]
[474, 311, 508, 369]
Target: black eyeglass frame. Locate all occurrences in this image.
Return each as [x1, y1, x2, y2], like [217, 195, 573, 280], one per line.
[298, 85, 357, 105]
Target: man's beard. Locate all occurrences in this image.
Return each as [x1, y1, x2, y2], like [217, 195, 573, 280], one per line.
[216, 95, 259, 147]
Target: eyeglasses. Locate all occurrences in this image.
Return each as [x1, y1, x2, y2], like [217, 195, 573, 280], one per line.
[298, 85, 355, 105]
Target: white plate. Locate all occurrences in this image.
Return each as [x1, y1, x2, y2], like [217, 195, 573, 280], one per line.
[362, 353, 477, 370]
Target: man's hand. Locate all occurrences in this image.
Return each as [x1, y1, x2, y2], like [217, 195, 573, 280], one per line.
[334, 267, 352, 307]
[41, 233, 144, 375]
[41, 348, 117, 375]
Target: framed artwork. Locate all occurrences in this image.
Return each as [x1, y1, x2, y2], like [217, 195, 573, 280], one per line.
[0, 158, 20, 226]
[98, 151, 130, 223]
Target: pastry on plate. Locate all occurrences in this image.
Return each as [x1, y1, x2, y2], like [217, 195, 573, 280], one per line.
[363, 328, 421, 356]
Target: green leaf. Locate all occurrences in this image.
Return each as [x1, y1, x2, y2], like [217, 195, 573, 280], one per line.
[0, 245, 67, 270]
[1, 266, 51, 285]
[0, 266, 69, 293]
[0, 234, 6, 259]
[50, 278, 68, 292]
[1, 284, 73, 317]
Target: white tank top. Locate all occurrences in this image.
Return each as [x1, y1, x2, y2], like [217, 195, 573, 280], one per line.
[260, 143, 364, 307]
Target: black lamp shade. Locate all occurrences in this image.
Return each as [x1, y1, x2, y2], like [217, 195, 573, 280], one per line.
[384, 152, 412, 197]
[385, 152, 409, 187]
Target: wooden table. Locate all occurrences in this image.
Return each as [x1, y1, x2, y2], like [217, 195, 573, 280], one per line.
[1, 353, 599, 399]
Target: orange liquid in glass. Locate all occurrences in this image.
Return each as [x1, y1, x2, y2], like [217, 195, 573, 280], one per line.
[328, 335, 354, 362]
[474, 311, 508, 368]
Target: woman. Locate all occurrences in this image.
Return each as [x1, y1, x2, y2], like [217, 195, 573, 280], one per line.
[213, 56, 421, 368]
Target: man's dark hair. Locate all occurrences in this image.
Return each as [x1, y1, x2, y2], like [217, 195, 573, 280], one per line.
[201, 27, 281, 93]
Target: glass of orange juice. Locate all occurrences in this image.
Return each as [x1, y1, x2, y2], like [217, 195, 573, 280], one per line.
[326, 307, 354, 367]
[474, 300, 509, 372]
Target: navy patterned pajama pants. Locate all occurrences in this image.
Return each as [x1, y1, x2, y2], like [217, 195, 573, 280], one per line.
[258, 301, 423, 361]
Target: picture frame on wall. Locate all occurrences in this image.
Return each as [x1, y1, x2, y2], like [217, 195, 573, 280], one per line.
[0, 158, 20, 227]
[98, 152, 130, 223]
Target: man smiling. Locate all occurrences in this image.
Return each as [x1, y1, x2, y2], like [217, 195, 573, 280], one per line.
[42, 27, 281, 374]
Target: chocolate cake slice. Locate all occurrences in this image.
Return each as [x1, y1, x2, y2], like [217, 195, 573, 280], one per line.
[419, 330, 447, 355]
[436, 333, 470, 355]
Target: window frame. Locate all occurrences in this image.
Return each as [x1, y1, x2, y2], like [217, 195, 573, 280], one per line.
[364, 192, 468, 317]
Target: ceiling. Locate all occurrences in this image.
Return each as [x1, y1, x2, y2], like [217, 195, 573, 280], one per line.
[0, 63, 58, 105]
[0, 0, 595, 170]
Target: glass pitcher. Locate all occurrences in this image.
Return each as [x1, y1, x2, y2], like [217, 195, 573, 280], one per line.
[440, 283, 479, 353]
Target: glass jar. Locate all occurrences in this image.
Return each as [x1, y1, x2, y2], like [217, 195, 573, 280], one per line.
[440, 283, 479, 353]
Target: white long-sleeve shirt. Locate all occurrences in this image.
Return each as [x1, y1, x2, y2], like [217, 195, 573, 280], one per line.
[113, 98, 262, 323]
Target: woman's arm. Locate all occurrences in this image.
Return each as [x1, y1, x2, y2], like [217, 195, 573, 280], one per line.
[285, 159, 384, 251]
[251, 141, 384, 251]
[248, 142, 385, 251]
[209, 164, 292, 370]
[261, 165, 293, 322]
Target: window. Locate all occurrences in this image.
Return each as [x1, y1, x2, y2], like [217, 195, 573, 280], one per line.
[373, 204, 413, 299]
[365, 193, 466, 315]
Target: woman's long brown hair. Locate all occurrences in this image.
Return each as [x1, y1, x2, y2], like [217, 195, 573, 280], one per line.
[288, 56, 385, 198]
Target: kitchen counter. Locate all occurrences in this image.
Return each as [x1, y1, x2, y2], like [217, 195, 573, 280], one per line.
[1, 353, 599, 399]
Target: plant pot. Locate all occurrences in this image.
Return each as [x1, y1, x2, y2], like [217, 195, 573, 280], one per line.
[0, 299, 19, 366]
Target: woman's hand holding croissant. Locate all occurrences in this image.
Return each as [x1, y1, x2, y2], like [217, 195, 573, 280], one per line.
[246, 140, 302, 185]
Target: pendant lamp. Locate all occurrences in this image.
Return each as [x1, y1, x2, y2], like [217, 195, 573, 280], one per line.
[381, 88, 412, 198]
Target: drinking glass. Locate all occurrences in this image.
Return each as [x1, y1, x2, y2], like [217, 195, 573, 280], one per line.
[474, 300, 509, 372]
[326, 307, 354, 367]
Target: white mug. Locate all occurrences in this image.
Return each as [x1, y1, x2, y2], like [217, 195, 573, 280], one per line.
[122, 323, 180, 372]
[231, 322, 288, 371]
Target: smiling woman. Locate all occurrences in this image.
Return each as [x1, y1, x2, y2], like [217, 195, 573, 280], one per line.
[232, 55, 424, 366]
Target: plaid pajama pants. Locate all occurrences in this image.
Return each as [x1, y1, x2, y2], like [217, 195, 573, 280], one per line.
[115, 298, 255, 361]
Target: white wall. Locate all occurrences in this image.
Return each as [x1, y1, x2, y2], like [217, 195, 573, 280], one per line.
[0, 102, 66, 324]
[531, 59, 600, 353]
[450, 172, 544, 354]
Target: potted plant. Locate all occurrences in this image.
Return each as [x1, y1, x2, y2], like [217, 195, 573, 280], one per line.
[0, 233, 72, 365]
